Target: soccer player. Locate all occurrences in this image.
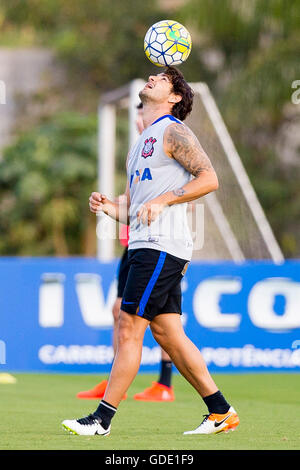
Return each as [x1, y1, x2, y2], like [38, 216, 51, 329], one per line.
[62, 66, 240, 436]
[76, 103, 175, 402]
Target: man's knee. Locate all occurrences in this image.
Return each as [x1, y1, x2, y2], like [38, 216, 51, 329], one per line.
[150, 322, 167, 345]
[112, 298, 121, 324]
[150, 315, 185, 352]
[117, 311, 143, 346]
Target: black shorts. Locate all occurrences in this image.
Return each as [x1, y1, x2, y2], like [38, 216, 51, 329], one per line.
[117, 247, 130, 298]
[121, 248, 189, 322]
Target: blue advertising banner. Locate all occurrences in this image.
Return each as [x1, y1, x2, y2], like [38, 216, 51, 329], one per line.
[0, 258, 300, 373]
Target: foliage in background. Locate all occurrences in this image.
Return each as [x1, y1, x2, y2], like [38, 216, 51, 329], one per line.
[0, 0, 165, 92]
[0, 113, 97, 255]
[0, 0, 299, 256]
[0, 110, 129, 256]
[179, 0, 300, 256]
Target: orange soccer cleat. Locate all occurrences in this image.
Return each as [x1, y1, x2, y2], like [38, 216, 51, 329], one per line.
[184, 406, 240, 435]
[133, 382, 175, 402]
[76, 380, 127, 400]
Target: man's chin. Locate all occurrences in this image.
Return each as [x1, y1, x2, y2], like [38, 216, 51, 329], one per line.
[139, 89, 146, 100]
[139, 88, 151, 102]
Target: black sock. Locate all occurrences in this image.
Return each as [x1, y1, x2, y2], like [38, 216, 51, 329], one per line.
[158, 360, 172, 388]
[94, 400, 117, 430]
[203, 390, 230, 414]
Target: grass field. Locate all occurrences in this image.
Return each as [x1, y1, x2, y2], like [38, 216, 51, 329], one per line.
[0, 372, 299, 450]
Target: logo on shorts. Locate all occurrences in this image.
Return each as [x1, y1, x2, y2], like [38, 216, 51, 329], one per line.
[141, 137, 157, 158]
[181, 262, 189, 276]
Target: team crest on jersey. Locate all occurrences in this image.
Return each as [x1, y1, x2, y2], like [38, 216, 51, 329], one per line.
[141, 137, 157, 158]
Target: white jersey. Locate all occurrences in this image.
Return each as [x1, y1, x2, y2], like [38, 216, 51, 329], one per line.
[127, 114, 193, 261]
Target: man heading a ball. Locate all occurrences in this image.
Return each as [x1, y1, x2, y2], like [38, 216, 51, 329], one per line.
[62, 66, 240, 436]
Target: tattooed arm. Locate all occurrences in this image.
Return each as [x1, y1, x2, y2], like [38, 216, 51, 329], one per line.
[137, 123, 218, 225]
[162, 123, 218, 205]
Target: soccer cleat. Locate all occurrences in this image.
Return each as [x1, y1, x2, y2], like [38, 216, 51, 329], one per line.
[62, 413, 111, 436]
[76, 380, 127, 400]
[76, 380, 108, 399]
[133, 382, 175, 402]
[183, 406, 239, 435]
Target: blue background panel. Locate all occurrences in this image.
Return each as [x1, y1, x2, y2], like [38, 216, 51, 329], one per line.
[0, 258, 300, 373]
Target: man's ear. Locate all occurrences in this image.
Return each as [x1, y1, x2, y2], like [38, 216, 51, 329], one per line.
[168, 93, 182, 104]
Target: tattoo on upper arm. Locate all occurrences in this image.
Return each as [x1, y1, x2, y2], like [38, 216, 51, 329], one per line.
[165, 124, 213, 177]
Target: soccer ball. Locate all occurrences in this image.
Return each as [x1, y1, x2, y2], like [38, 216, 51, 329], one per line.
[144, 20, 192, 67]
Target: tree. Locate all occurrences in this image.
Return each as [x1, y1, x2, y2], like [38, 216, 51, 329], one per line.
[0, 0, 164, 91]
[0, 112, 98, 255]
[1, 0, 299, 256]
[179, 0, 300, 256]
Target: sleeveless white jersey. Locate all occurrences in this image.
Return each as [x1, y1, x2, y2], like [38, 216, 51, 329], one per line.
[127, 114, 193, 261]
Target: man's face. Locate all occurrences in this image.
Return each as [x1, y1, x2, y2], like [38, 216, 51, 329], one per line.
[139, 73, 176, 105]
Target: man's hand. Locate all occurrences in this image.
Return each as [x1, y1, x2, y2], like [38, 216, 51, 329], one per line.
[89, 191, 129, 224]
[89, 192, 110, 215]
[137, 199, 166, 226]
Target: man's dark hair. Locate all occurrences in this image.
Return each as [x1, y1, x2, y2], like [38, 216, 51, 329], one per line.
[164, 66, 194, 121]
[136, 102, 143, 109]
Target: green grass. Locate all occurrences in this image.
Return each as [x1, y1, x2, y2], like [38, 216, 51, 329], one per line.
[0, 373, 299, 450]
